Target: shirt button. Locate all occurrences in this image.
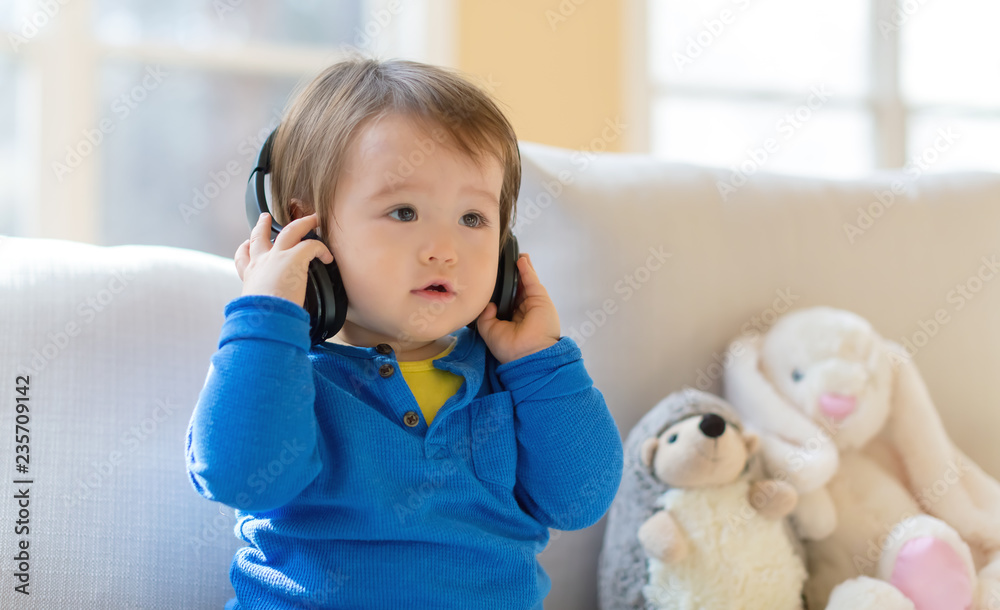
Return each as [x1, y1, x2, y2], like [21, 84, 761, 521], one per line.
[403, 411, 420, 427]
[379, 363, 394, 378]
[375, 343, 392, 355]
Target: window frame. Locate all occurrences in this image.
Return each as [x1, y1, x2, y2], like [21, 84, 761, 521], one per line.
[631, 0, 996, 173]
[0, 0, 451, 244]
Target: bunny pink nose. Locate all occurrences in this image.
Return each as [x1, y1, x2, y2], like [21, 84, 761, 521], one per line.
[819, 393, 856, 421]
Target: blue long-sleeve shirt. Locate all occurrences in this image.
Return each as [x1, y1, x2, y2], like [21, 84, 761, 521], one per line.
[186, 294, 624, 609]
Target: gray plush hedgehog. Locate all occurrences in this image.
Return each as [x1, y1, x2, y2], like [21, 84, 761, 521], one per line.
[597, 388, 807, 610]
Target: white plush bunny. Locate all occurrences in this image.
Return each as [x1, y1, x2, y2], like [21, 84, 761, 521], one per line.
[723, 306, 1000, 610]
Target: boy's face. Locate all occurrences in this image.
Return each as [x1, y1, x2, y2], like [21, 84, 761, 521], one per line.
[324, 113, 503, 348]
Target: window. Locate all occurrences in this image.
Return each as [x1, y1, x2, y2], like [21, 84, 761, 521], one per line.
[638, 0, 1000, 179]
[0, 53, 25, 236]
[0, 0, 451, 256]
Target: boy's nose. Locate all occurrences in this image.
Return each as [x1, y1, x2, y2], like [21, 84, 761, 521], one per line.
[426, 251, 455, 263]
[420, 234, 458, 264]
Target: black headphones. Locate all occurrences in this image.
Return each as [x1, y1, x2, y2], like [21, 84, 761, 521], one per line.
[244, 128, 520, 346]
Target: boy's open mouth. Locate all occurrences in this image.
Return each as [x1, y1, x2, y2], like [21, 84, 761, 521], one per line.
[412, 280, 456, 301]
[415, 279, 455, 294]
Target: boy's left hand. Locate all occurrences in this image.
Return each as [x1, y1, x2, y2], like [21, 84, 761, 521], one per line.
[476, 253, 561, 365]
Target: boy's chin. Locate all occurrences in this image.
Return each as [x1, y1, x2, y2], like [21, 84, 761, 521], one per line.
[397, 326, 468, 344]
[346, 310, 478, 344]
[400, 312, 485, 340]
[391, 323, 463, 344]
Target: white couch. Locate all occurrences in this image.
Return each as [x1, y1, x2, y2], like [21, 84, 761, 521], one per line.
[3, 141, 1000, 609]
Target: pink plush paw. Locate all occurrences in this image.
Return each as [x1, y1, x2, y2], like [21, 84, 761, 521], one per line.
[890, 536, 973, 610]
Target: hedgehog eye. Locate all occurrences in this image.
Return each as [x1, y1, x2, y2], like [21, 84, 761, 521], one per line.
[792, 368, 804, 382]
[667, 433, 678, 444]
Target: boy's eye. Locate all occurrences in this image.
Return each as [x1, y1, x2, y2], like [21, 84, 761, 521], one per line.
[388, 207, 416, 222]
[462, 213, 488, 228]
[388, 207, 488, 228]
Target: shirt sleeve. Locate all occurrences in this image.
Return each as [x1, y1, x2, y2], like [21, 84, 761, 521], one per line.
[185, 294, 324, 512]
[496, 337, 624, 531]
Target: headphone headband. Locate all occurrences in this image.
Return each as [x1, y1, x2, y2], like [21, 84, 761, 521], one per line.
[244, 127, 347, 344]
[244, 129, 284, 241]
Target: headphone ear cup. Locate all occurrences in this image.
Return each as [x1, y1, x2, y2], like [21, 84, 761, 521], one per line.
[468, 234, 520, 330]
[494, 235, 520, 321]
[304, 256, 348, 345]
[246, 127, 348, 346]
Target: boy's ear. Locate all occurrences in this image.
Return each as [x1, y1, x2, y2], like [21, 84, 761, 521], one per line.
[289, 199, 312, 222]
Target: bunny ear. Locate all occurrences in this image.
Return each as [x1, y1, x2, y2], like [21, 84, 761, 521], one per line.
[723, 332, 839, 493]
[883, 341, 1000, 556]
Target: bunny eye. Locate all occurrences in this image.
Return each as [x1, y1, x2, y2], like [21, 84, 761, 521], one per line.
[667, 433, 678, 444]
[791, 368, 804, 382]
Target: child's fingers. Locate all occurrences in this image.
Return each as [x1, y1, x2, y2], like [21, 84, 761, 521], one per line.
[514, 254, 531, 291]
[248, 213, 273, 259]
[274, 213, 322, 251]
[516, 253, 546, 296]
[234, 238, 249, 262]
[234, 239, 250, 280]
[295, 239, 334, 266]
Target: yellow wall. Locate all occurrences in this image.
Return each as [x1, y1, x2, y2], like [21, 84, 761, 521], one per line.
[455, 0, 625, 152]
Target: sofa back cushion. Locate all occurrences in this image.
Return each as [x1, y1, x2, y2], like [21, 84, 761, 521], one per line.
[3, 142, 1000, 610]
[512, 142, 1000, 610]
[0, 236, 244, 608]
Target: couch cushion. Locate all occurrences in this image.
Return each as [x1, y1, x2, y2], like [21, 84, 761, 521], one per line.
[512, 141, 1000, 610]
[0, 236, 244, 608]
[3, 141, 1000, 610]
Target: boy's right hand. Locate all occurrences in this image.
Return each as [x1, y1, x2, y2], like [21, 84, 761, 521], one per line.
[235, 212, 334, 308]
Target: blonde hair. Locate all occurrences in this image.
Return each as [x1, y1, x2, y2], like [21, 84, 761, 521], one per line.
[270, 52, 520, 250]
